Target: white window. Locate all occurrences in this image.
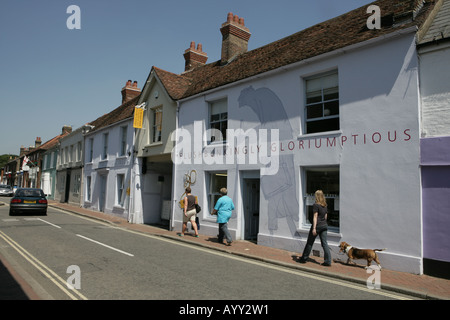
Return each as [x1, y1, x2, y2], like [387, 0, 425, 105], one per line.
[209, 99, 228, 143]
[302, 167, 340, 230]
[305, 71, 339, 134]
[152, 107, 162, 143]
[77, 142, 82, 162]
[207, 172, 227, 213]
[88, 138, 94, 163]
[102, 133, 109, 160]
[116, 174, 125, 207]
[120, 126, 128, 156]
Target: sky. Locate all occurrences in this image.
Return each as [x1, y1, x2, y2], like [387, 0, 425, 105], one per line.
[0, 0, 374, 156]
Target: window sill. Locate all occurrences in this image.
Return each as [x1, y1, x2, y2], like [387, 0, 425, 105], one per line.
[298, 130, 342, 140]
[144, 141, 163, 148]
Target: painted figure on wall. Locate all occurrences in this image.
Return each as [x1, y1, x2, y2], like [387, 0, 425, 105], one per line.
[238, 86, 300, 248]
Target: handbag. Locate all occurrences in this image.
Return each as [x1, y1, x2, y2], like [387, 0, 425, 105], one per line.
[195, 203, 201, 213]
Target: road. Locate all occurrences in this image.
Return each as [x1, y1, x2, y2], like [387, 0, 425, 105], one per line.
[0, 196, 418, 303]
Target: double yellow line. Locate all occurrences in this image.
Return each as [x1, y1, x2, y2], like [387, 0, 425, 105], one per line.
[0, 230, 88, 300]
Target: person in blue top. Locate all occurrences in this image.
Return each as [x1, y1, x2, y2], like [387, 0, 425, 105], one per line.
[211, 188, 235, 246]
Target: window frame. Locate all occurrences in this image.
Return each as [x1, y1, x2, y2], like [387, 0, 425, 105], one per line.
[301, 166, 340, 232]
[120, 126, 128, 156]
[208, 98, 228, 144]
[151, 107, 163, 144]
[116, 174, 125, 207]
[206, 171, 228, 215]
[304, 71, 339, 134]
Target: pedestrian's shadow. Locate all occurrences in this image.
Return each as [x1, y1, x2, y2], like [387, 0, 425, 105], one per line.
[291, 255, 321, 265]
[332, 258, 367, 270]
[205, 237, 224, 245]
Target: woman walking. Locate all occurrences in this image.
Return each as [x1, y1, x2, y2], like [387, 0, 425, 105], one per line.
[180, 187, 199, 237]
[211, 188, 234, 246]
[298, 190, 331, 266]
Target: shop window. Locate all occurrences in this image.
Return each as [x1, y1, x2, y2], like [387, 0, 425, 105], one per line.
[207, 172, 228, 214]
[209, 99, 228, 143]
[305, 71, 339, 134]
[303, 167, 340, 230]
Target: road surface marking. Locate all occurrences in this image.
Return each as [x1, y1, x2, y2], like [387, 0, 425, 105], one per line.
[36, 218, 62, 229]
[0, 230, 88, 300]
[76, 234, 134, 257]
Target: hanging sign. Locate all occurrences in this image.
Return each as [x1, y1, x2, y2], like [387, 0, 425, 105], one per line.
[133, 107, 144, 129]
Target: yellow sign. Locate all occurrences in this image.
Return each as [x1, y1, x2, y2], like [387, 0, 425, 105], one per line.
[133, 107, 144, 129]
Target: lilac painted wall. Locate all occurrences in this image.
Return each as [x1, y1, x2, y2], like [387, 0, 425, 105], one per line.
[421, 137, 450, 263]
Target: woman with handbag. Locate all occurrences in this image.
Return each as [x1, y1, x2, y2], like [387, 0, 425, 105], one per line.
[179, 187, 199, 237]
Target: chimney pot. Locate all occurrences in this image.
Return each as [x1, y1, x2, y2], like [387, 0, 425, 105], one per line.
[183, 41, 208, 72]
[122, 80, 141, 104]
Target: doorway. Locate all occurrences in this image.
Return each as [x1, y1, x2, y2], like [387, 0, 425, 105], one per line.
[243, 178, 260, 241]
[99, 174, 107, 212]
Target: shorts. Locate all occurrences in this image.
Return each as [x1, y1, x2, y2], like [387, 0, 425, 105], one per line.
[183, 208, 197, 223]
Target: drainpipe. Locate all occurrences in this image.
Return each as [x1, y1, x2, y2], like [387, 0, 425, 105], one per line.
[170, 101, 181, 231]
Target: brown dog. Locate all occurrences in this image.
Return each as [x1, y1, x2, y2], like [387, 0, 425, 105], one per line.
[339, 241, 386, 270]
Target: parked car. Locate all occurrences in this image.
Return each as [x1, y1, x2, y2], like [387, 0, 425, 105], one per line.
[9, 188, 48, 216]
[0, 184, 14, 197]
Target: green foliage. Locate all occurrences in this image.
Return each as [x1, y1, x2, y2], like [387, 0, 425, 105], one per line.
[0, 154, 18, 169]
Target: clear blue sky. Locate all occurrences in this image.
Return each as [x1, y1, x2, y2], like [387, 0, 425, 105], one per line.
[0, 0, 373, 155]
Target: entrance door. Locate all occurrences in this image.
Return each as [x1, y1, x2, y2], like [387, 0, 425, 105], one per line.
[64, 171, 71, 203]
[99, 175, 107, 212]
[243, 179, 260, 241]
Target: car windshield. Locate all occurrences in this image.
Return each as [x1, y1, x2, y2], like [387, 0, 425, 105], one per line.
[0, 185, 11, 189]
[16, 189, 44, 197]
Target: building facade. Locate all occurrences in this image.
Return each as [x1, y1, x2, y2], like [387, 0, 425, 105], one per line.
[83, 81, 140, 219]
[417, 0, 450, 278]
[165, 1, 440, 274]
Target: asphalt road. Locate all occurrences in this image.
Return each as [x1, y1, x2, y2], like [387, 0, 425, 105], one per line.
[0, 197, 417, 302]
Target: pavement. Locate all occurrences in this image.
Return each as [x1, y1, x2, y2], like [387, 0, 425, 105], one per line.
[1, 200, 450, 300]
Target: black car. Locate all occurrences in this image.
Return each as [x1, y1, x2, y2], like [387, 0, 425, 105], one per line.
[0, 184, 14, 197]
[9, 188, 48, 216]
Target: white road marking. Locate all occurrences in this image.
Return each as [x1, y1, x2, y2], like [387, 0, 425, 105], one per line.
[76, 234, 134, 257]
[0, 230, 88, 300]
[36, 218, 61, 229]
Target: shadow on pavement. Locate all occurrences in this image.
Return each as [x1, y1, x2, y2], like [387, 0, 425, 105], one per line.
[0, 259, 30, 300]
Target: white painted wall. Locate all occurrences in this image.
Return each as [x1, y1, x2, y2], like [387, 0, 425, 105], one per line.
[419, 42, 450, 137]
[83, 119, 134, 219]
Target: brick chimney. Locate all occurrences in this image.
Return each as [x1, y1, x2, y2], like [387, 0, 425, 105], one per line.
[62, 125, 72, 135]
[121, 80, 141, 104]
[184, 41, 208, 72]
[35, 137, 42, 148]
[220, 13, 251, 65]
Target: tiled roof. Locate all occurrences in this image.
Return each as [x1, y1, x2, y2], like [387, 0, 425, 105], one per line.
[155, 0, 438, 100]
[87, 95, 140, 133]
[419, 0, 450, 44]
